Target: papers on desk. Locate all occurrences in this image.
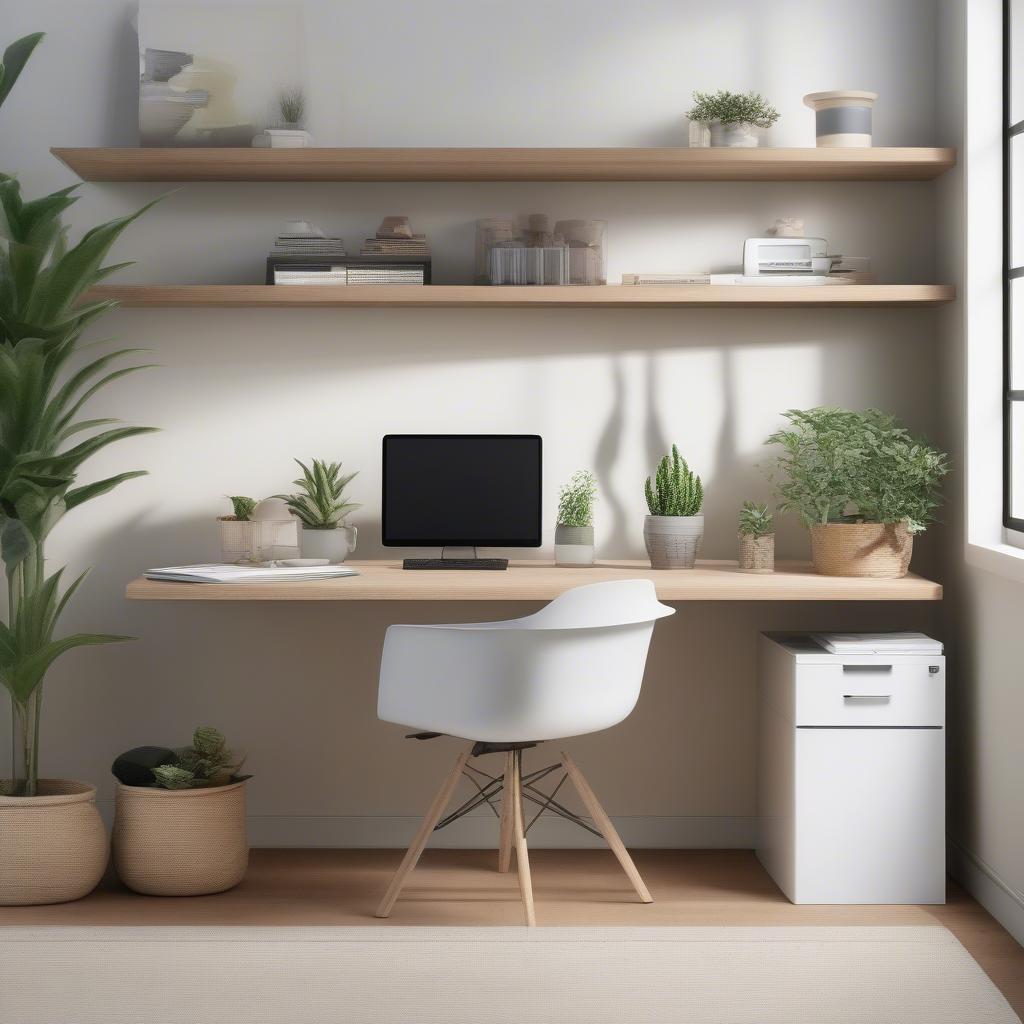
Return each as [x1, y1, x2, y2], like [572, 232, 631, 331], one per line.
[145, 564, 359, 584]
[810, 632, 943, 655]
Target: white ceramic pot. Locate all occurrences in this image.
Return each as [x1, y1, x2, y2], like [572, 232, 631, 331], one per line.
[554, 524, 595, 567]
[803, 91, 878, 148]
[710, 120, 761, 148]
[300, 524, 358, 563]
[644, 515, 704, 569]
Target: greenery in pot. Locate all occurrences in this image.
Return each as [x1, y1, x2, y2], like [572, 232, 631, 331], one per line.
[765, 407, 949, 533]
[279, 458, 359, 529]
[556, 470, 597, 527]
[0, 32, 159, 797]
[645, 445, 703, 516]
[738, 501, 773, 537]
[224, 495, 257, 521]
[151, 727, 250, 790]
[686, 90, 780, 128]
[277, 86, 305, 127]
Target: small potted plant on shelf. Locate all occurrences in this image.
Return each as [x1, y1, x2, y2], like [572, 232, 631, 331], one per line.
[686, 89, 780, 148]
[264, 85, 312, 148]
[555, 470, 598, 566]
[280, 458, 360, 563]
[643, 445, 704, 569]
[737, 501, 775, 574]
[765, 407, 949, 578]
[111, 727, 252, 896]
[218, 495, 259, 562]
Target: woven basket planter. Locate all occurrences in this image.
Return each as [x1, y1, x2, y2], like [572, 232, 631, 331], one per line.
[738, 533, 775, 574]
[644, 515, 704, 569]
[112, 780, 249, 896]
[810, 522, 914, 578]
[0, 780, 108, 906]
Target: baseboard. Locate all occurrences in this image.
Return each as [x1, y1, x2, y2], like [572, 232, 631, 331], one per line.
[947, 837, 1024, 947]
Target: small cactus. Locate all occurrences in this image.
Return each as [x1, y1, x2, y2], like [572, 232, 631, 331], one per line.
[228, 495, 257, 521]
[645, 445, 703, 517]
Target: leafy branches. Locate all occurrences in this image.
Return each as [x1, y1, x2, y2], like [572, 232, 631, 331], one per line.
[738, 501, 773, 537]
[645, 445, 703, 517]
[686, 90, 780, 128]
[280, 458, 359, 529]
[556, 470, 597, 528]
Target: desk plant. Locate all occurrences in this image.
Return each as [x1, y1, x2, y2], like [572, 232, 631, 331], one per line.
[737, 501, 774, 574]
[644, 445, 704, 569]
[765, 407, 949, 578]
[0, 31, 157, 905]
[555, 469, 598, 566]
[281, 458, 360, 563]
[686, 89, 780, 148]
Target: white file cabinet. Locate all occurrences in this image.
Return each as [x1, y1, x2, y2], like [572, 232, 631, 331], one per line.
[756, 633, 945, 904]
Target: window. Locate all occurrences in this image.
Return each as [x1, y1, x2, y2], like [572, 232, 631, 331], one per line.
[1006, 0, 1024, 531]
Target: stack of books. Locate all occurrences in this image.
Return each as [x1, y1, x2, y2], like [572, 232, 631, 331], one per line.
[356, 216, 431, 283]
[268, 220, 348, 286]
[810, 632, 943, 655]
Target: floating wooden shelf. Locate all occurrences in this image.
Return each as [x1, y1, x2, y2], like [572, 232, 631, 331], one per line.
[52, 147, 957, 183]
[88, 284, 955, 309]
[125, 560, 943, 602]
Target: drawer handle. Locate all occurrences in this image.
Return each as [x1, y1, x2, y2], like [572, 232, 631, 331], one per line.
[843, 694, 892, 703]
[842, 664, 893, 673]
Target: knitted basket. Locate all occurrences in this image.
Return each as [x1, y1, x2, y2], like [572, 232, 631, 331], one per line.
[0, 780, 108, 905]
[810, 522, 914, 578]
[738, 533, 775, 574]
[112, 780, 249, 896]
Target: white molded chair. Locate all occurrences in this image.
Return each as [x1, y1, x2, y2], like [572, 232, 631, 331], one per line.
[375, 579, 674, 925]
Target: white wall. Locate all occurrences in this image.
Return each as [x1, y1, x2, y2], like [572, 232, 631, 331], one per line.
[0, 0, 945, 846]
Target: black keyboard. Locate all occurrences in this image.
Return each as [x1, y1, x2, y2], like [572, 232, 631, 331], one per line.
[403, 558, 509, 570]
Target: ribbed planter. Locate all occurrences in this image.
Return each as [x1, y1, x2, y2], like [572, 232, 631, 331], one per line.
[112, 780, 249, 896]
[0, 780, 108, 906]
[810, 522, 913, 578]
[739, 533, 775, 574]
[300, 524, 358, 563]
[554, 524, 595, 566]
[644, 515, 704, 569]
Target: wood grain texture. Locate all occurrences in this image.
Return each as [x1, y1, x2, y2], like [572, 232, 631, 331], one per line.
[124, 559, 943, 602]
[85, 284, 955, 309]
[52, 147, 957, 182]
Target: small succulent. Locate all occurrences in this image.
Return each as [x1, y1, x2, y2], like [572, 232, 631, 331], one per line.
[738, 500, 773, 537]
[279, 458, 360, 529]
[645, 445, 703, 517]
[227, 495, 257, 521]
[151, 726, 249, 790]
[557, 470, 598, 528]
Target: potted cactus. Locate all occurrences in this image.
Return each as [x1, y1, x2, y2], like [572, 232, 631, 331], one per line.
[218, 495, 258, 563]
[280, 458, 360, 563]
[555, 470, 598, 566]
[643, 445, 704, 569]
[737, 501, 774, 574]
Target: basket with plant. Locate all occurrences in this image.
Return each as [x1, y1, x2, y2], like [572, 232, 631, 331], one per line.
[737, 501, 774, 574]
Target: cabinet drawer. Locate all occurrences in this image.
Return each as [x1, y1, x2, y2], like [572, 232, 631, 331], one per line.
[795, 661, 944, 727]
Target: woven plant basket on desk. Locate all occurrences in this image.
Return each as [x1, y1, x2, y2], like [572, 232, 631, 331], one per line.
[0, 780, 108, 905]
[112, 780, 249, 896]
[738, 533, 775, 574]
[810, 522, 913, 578]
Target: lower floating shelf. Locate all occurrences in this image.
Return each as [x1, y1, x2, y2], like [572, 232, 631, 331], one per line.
[87, 284, 956, 309]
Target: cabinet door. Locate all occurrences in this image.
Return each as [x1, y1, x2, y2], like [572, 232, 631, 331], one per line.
[794, 727, 945, 904]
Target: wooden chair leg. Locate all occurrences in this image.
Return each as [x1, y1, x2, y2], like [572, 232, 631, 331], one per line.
[375, 748, 471, 918]
[561, 750, 653, 904]
[497, 750, 515, 873]
[511, 750, 536, 926]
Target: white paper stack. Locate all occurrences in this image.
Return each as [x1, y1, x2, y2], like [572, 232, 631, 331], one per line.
[145, 564, 359, 584]
[810, 632, 943, 655]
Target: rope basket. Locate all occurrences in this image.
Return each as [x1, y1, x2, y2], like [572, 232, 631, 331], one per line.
[738, 534, 775, 574]
[0, 780, 108, 906]
[112, 780, 249, 896]
[810, 522, 914, 578]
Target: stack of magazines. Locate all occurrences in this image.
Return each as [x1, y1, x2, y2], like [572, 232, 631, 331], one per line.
[268, 219, 348, 285]
[145, 564, 359, 583]
[810, 632, 943, 655]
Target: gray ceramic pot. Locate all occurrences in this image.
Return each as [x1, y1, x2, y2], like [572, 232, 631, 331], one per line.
[644, 515, 704, 569]
[554, 524, 595, 566]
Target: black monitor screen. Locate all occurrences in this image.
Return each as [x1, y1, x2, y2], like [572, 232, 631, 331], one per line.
[382, 435, 542, 547]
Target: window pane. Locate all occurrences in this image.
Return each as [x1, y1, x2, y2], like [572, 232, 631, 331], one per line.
[1013, 0, 1024, 124]
[1012, 278, 1024, 389]
[1012, 402, 1024, 522]
[1013, 135, 1024, 266]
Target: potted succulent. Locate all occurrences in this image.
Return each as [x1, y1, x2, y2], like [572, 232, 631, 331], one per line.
[766, 407, 949, 578]
[265, 85, 312, 147]
[0, 32, 158, 905]
[280, 458, 360, 563]
[218, 495, 258, 562]
[686, 90, 780, 148]
[643, 445, 704, 569]
[737, 501, 774, 574]
[555, 470, 598, 566]
[111, 727, 251, 896]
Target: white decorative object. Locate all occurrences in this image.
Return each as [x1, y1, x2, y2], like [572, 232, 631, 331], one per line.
[687, 119, 711, 147]
[803, 91, 878, 148]
[710, 120, 761, 148]
[219, 497, 300, 563]
[264, 128, 313, 148]
[554, 525, 595, 567]
[643, 515, 704, 569]
[300, 525, 358, 564]
[769, 218, 805, 238]
[757, 633, 946, 904]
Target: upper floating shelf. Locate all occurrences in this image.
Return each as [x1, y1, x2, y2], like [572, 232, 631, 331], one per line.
[51, 147, 957, 183]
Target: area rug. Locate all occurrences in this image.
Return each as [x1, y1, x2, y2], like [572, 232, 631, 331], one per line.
[0, 926, 1018, 1024]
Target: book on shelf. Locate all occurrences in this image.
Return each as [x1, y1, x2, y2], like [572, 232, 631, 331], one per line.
[810, 632, 943, 655]
[145, 564, 359, 584]
[266, 256, 431, 285]
[622, 272, 711, 286]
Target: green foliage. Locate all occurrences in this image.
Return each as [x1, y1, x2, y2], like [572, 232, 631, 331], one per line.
[765, 407, 950, 534]
[228, 495, 257, 521]
[645, 445, 703, 517]
[738, 500, 773, 537]
[0, 32, 157, 795]
[686, 90, 780, 128]
[278, 86, 305, 125]
[151, 726, 249, 790]
[280, 458, 359, 529]
[556, 470, 597, 528]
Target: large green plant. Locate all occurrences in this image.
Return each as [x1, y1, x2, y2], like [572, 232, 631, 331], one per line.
[1, 33, 157, 795]
[765, 407, 949, 533]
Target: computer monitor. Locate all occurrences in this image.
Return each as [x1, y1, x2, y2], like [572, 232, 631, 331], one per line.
[382, 435, 542, 567]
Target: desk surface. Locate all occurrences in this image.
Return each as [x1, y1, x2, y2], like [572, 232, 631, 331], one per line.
[125, 560, 942, 602]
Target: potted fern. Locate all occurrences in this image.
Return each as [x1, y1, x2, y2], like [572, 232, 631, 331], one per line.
[0, 32, 158, 905]
[686, 90, 780, 148]
[737, 501, 774, 574]
[280, 458, 360, 563]
[643, 445, 704, 569]
[555, 470, 598, 566]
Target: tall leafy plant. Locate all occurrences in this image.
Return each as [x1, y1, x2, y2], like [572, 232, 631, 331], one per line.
[1, 33, 157, 795]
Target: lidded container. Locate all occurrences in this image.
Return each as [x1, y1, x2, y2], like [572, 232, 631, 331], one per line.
[803, 91, 878, 148]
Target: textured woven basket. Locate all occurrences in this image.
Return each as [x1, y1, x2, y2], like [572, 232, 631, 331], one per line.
[112, 780, 248, 896]
[0, 780, 108, 906]
[810, 522, 914, 578]
[644, 515, 704, 569]
[738, 533, 775, 574]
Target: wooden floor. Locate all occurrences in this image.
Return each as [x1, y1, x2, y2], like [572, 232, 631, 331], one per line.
[3, 849, 1021, 1016]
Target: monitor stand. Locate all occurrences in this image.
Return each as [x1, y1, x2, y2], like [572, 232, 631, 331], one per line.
[403, 546, 509, 570]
